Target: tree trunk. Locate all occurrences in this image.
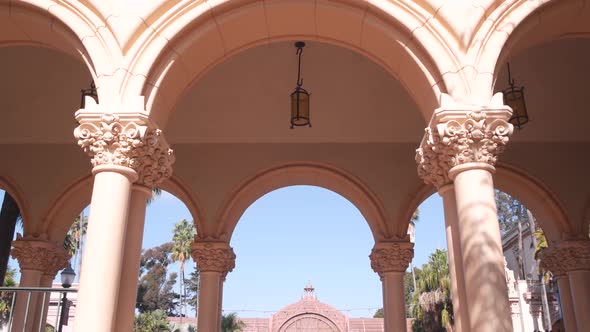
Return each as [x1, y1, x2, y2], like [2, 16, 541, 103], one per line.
[0, 193, 20, 284]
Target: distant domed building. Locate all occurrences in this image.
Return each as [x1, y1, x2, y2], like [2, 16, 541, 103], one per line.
[240, 283, 387, 332]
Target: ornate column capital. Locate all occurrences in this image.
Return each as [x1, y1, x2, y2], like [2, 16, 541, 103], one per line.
[416, 95, 513, 187]
[74, 112, 175, 187]
[541, 240, 590, 275]
[11, 234, 70, 275]
[370, 241, 414, 277]
[191, 241, 236, 276]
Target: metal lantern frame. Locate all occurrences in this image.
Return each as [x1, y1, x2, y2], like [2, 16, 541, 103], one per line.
[290, 41, 311, 129]
[502, 63, 529, 129]
[80, 81, 98, 109]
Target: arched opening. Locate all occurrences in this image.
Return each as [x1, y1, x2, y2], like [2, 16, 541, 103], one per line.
[406, 185, 562, 331]
[224, 185, 382, 331]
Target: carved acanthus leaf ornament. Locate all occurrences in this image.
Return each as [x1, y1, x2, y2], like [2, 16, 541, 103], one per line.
[74, 114, 174, 186]
[11, 234, 70, 276]
[540, 240, 590, 276]
[370, 242, 414, 277]
[191, 242, 236, 275]
[416, 110, 513, 187]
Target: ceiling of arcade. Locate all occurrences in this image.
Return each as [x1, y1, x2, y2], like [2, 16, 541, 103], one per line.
[494, 37, 590, 235]
[167, 42, 424, 143]
[2, 0, 590, 239]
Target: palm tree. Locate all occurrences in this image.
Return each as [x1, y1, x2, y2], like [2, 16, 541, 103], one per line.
[171, 219, 196, 318]
[0, 192, 20, 285]
[221, 312, 245, 332]
[410, 249, 453, 332]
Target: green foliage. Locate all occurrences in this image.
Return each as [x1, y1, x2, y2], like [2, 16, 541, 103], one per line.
[222, 312, 245, 332]
[147, 188, 163, 205]
[136, 242, 180, 315]
[405, 270, 417, 308]
[534, 229, 548, 261]
[134, 310, 173, 332]
[171, 219, 196, 317]
[63, 215, 87, 256]
[410, 249, 453, 332]
[373, 308, 383, 318]
[0, 267, 16, 327]
[495, 190, 528, 235]
[184, 269, 200, 316]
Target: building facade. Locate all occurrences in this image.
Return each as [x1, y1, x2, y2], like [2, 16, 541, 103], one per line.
[1, 0, 590, 331]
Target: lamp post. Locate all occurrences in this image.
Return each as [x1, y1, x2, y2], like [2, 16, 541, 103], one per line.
[58, 265, 76, 332]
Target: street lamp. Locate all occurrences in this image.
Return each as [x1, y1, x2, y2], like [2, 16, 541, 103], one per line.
[58, 265, 76, 332]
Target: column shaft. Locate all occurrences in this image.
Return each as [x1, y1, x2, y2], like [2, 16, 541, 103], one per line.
[556, 276, 577, 332]
[11, 270, 42, 332]
[568, 270, 590, 331]
[114, 185, 151, 332]
[439, 185, 469, 332]
[382, 272, 407, 332]
[452, 166, 512, 332]
[197, 271, 223, 331]
[73, 168, 135, 332]
[31, 275, 54, 332]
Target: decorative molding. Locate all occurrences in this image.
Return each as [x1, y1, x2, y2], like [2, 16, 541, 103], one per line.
[416, 105, 513, 188]
[11, 234, 70, 276]
[370, 241, 414, 276]
[191, 242, 236, 275]
[541, 240, 590, 275]
[74, 113, 174, 187]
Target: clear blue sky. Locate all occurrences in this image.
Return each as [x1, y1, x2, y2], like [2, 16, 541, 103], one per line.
[143, 186, 446, 318]
[1, 186, 447, 318]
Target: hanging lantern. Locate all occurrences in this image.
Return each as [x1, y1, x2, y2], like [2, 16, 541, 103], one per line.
[80, 81, 98, 109]
[502, 63, 528, 129]
[290, 41, 311, 128]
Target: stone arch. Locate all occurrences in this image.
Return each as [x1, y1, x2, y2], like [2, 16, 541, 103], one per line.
[158, 175, 207, 237]
[124, 0, 456, 128]
[0, 1, 120, 102]
[403, 163, 570, 242]
[42, 175, 93, 243]
[212, 161, 391, 243]
[470, 0, 589, 99]
[492, 163, 570, 242]
[42, 174, 206, 243]
[0, 176, 30, 232]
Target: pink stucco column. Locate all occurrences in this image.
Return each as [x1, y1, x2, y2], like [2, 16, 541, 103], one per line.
[416, 103, 514, 332]
[450, 164, 512, 332]
[73, 112, 175, 332]
[191, 242, 236, 331]
[555, 276, 577, 332]
[370, 241, 413, 332]
[439, 184, 469, 332]
[73, 166, 135, 332]
[542, 239, 590, 331]
[10, 236, 69, 332]
[33, 274, 55, 332]
[114, 185, 152, 332]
